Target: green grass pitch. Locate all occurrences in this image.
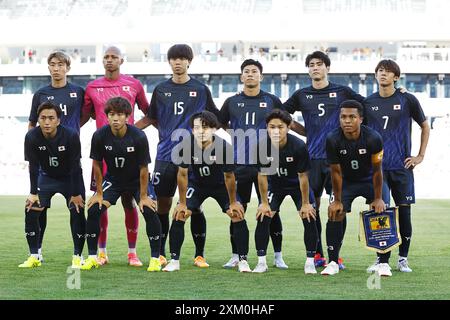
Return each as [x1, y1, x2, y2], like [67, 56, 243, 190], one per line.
[1, 195, 449, 300]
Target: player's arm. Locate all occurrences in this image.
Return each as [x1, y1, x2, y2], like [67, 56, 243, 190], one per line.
[404, 120, 430, 169]
[68, 134, 84, 213]
[173, 167, 189, 221]
[136, 82, 150, 115]
[256, 172, 272, 222]
[80, 91, 94, 127]
[138, 165, 156, 212]
[135, 116, 157, 130]
[328, 163, 344, 221]
[371, 150, 386, 213]
[289, 121, 306, 136]
[135, 92, 158, 129]
[87, 159, 104, 209]
[28, 93, 40, 130]
[24, 134, 41, 210]
[224, 171, 244, 220]
[298, 172, 316, 222]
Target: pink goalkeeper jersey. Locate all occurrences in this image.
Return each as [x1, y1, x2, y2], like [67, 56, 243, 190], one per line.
[82, 74, 149, 128]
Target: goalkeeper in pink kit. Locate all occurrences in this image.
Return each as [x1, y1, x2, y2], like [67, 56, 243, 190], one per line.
[81, 46, 149, 266]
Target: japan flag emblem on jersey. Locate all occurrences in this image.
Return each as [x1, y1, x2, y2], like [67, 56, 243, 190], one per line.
[393, 104, 401, 110]
[359, 149, 367, 154]
[286, 157, 294, 162]
[190, 91, 197, 97]
[58, 146, 66, 151]
[259, 102, 267, 108]
[70, 92, 77, 98]
[127, 147, 135, 152]
[122, 86, 130, 92]
[329, 92, 337, 98]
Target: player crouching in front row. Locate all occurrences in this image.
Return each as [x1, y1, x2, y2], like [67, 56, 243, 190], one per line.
[256, 109, 318, 274]
[163, 111, 247, 272]
[82, 97, 162, 271]
[21, 102, 86, 268]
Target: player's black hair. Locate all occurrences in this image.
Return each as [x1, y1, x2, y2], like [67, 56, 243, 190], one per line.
[339, 99, 364, 117]
[305, 51, 331, 67]
[47, 51, 71, 67]
[190, 111, 219, 129]
[104, 96, 132, 116]
[265, 109, 292, 126]
[37, 101, 62, 119]
[167, 44, 194, 62]
[375, 59, 401, 78]
[240, 59, 263, 73]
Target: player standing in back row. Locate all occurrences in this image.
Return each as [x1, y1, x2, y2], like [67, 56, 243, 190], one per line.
[135, 44, 220, 267]
[364, 59, 430, 273]
[27, 51, 85, 263]
[81, 46, 149, 267]
[283, 51, 365, 269]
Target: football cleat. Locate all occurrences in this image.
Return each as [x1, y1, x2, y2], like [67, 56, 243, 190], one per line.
[252, 262, 268, 273]
[366, 257, 381, 273]
[314, 253, 327, 268]
[273, 257, 289, 270]
[193, 256, 209, 268]
[147, 257, 161, 272]
[321, 261, 339, 275]
[159, 255, 168, 267]
[18, 256, 41, 268]
[97, 252, 109, 265]
[376, 263, 392, 277]
[223, 256, 239, 269]
[128, 253, 143, 267]
[238, 260, 252, 273]
[338, 257, 346, 270]
[397, 259, 413, 273]
[71, 255, 83, 269]
[38, 254, 44, 263]
[81, 257, 99, 270]
[162, 260, 180, 272]
[304, 260, 317, 275]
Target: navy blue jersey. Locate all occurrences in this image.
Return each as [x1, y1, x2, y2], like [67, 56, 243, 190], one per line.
[363, 89, 426, 170]
[29, 83, 85, 135]
[25, 125, 82, 194]
[258, 133, 311, 190]
[178, 135, 235, 186]
[219, 90, 284, 165]
[147, 78, 219, 162]
[90, 125, 150, 185]
[326, 125, 383, 182]
[283, 82, 364, 160]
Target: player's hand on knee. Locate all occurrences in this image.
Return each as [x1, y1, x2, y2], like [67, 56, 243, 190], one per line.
[328, 201, 343, 221]
[25, 194, 40, 212]
[139, 197, 157, 213]
[256, 203, 272, 222]
[184, 209, 192, 220]
[70, 195, 85, 213]
[371, 198, 386, 214]
[87, 194, 103, 210]
[229, 201, 245, 220]
[173, 203, 188, 221]
[299, 203, 316, 223]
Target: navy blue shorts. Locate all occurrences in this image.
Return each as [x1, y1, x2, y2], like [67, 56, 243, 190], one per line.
[186, 182, 239, 213]
[235, 165, 260, 204]
[339, 179, 390, 213]
[268, 187, 316, 212]
[152, 160, 178, 198]
[37, 174, 85, 209]
[309, 159, 332, 198]
[383, 169, 415, 205]
[101, 177, 156, 206]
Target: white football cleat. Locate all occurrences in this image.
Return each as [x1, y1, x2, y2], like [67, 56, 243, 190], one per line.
[321, 261, 339, 275]
[162, 259, 180, 272]
[223, 256, 239, 269]
[376, 263, 392, 277]
[366, 257, 380, 273]
[238, 260, 252, 273]
[252, 262, 268, 273]
[397, 259, 413, 273]
[304, 260, 317, 275]
[273, 257, 289, 270]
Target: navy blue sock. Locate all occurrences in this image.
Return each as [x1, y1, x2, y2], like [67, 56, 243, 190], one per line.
[255, 217, 271, 256]
[25, 208, 40, 255]
[168, 220, 185, 260]
[190, 211, 206, 258]
[142, 207, 162, 258]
